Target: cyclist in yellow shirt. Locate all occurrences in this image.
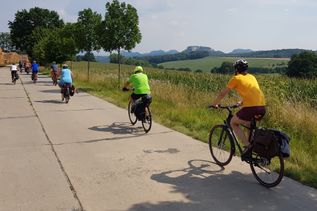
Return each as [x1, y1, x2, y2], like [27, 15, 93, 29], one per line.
[211, 59, 266, 157]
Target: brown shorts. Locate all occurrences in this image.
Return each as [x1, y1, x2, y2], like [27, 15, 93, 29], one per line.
[236, 106, 266, 121]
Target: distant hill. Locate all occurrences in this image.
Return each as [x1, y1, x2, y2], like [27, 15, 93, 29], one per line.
[145, 50, 179, 56]
[229, 49, 253, 54]
[228, 49, 309, 58]
[121, 50, 179, 58]
[93, 47, 317, 64]
[182, 46, 225, 56]
[183, 46, 214, 53]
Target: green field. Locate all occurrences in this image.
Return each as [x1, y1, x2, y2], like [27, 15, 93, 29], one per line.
[160, 56, 289, 71]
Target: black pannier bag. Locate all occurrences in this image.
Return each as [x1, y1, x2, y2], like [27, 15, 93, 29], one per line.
[70, 85, 76, 96]
[252, 128, 280, 158]
[134, 95, 152, 120]
[272, 129, 291, 158]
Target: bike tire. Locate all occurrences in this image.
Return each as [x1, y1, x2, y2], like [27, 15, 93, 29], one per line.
[128, 101, 137, 125]
[142, 106, 152, 133]
[208, 125, 234, 166]
[250, 152, 284, 188]
[65, 88, 70, 103]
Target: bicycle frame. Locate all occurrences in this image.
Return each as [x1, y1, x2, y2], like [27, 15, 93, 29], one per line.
[218, 106, 256, 157]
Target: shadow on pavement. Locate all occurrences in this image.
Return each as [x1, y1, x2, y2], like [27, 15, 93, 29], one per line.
[54, 127, 174, 146]
[143, 148, 180, 154]
[128, 159, 317, 211]
[0, 96, 26, 99]
[0, 115, 36, 120]
[40, 89, 60, 94]
[35, 99, 63, 104]
[0, 82, 15, 85]
[89, 122, 138, 135]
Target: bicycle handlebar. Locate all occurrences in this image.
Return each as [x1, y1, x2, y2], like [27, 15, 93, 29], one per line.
[122, 87, 135, 92]
[208, 104, 240, 110]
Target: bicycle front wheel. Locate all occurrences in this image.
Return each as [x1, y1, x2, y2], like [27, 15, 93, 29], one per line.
[128, 101, 137, 125]
[250, 153, 284, 188]
[208, 125, 234, 166]
[142, 106, 152, 133]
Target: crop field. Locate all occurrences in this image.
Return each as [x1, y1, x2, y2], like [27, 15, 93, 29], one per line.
[64, 61, 317, 188]
[160, 56, 289, 71]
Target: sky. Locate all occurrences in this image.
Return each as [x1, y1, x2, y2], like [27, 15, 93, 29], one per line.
[1, 0, 317, 53]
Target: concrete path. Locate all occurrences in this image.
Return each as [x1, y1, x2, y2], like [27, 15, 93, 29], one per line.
[0, 67, 316, 211]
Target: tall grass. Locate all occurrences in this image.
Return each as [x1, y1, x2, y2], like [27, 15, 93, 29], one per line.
[69, 61, 317, 188]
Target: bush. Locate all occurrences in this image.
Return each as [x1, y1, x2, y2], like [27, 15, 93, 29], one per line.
[286, 51, 317, 78]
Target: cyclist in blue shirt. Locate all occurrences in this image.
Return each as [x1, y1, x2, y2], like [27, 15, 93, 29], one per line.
[58, 64, 73, 87]
[31, 60, 39, 82]
[57, 64, 74, 99]
[31, 60, 39, 73]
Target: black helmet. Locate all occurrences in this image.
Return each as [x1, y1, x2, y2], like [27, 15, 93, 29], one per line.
[233, 59, 248, 72]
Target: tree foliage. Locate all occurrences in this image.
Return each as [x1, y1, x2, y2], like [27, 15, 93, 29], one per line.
[75, 8, 101, 53]
[8, 7, 64, 56]
[76, 52, 96, 62]
[211, 61, 232, 74]
[109, 53, 150, 66]
[98, 0, 142, 86]
[33, 24, 77, 64]
[287, 51, 317, 78]
[98, 0, 142, 52]
[0, 32, 14, 51]
[74, 8, 101, 80]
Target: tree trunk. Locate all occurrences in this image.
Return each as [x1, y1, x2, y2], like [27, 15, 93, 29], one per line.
[88, 51, 90, 81]
[118, 48, 121, 88]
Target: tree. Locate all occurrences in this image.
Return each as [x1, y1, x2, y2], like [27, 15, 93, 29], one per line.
[8, 7, 64, 57]
[212, 62, 233, 74]
[286, 51, 317, 78]
[75, 8, 101, 80]
[0, 32, 14, 51]
[76, 52, 96, 62]
[33, 23, 77, 65]
[98, 0, 142, 87]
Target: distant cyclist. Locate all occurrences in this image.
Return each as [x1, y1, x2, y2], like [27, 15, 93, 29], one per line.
[10, 63, 18, 83]
[211, 59, 266, 159]
[31, 60, 39, 82]
[50, 61, 59, 85]
[122, 66, 151, 102]
[18, 60, 23, 73]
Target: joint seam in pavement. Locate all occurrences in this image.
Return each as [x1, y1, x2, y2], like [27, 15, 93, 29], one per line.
[20, 77, 85, 211]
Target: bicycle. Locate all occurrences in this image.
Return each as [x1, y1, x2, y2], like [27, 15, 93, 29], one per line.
[31, 72, 38, 83]
[123, 88, 152, 133]
[11, 71, 19, 85]
[61, 83, 72, 104]
[208, 105, 284, 188]
[51, 71, 58, 86]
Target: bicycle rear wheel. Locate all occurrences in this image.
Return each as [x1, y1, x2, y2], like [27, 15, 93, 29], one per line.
[142, 106, 152, 133]
[250, 152, 284, 188]
[208, 125, 234, 166]
[128, 101, 137, 125]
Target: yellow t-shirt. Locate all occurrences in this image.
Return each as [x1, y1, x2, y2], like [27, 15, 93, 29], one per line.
[227, 73, 265, 107]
